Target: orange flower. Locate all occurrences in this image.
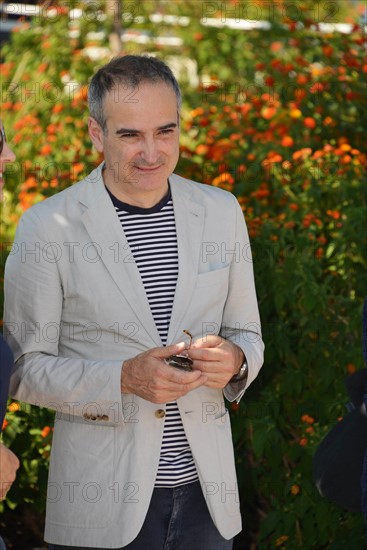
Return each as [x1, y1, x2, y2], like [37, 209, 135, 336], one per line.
[290, 484, 300, 495]
[341, 154, 352, 164]
[306, 426, 315, 434]
[195, 144, 209, 156]
[322, 45, 334, 57]
[315, 247, 324, 259]
[47, 124, 57, 135]
[340, 143, 351, 152]
[290, 108, 302, 118]
[240, 103, 251, 117]
[52, 104, 64, 114]
[73, 163, 84, 175]
[0, 62, 15, 77]
[264, 152, 282, 164]
[326, 209, 341, 220]
[297, 74, 308, 85]
[2, 419, 8, 431]
[293, 148, 312, 160]
[304, 117, 316, 129]
[1, 101, 13, 111]
[41, 426, 51, 438]
[347, 363, 357, 374]
[37, 62, 48, 74]
[310, 83, 324, 94]
[40, 144, 52, 155]
[190, 107, 204, 118]
[281, 136, 294, 147]
[212, 172, 234, 186]
[299, 438, 308, 446]
[251, 183, 270, 199]
[261, 106, 277, 119]
[270, 41, 283, 52]
[284, 221, 296, 229]
[8, 402, 20, 412]
[301, 414, 315, 424]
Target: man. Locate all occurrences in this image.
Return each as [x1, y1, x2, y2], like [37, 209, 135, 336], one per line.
[0, 121, 20, 548]
[4, 55, 264, 549]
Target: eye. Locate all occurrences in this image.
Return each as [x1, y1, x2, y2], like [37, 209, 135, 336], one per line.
[159, 128, 174, 135]
[120, 133, 137, 139]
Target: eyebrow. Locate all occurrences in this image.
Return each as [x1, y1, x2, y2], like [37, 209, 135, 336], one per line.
[115, 123, 178, 135]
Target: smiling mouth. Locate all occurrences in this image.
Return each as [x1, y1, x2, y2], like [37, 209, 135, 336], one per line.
[135, 165, 162, 172]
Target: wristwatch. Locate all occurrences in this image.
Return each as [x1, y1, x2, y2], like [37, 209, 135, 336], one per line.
[230, 355, 248, 383]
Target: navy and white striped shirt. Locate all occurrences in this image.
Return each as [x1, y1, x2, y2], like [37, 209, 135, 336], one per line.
[108, 187, 198, 488]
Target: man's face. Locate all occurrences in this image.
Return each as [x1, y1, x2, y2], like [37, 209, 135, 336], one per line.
[88, 81, 180, 207]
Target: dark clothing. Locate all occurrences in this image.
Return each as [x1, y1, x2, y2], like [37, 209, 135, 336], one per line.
[47, 481, 233, 550]
[361, 299, 367, 525]
[0, 333, 12, 432]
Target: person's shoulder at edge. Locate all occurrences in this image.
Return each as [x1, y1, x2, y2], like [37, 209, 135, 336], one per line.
[0, 332, 13, 365]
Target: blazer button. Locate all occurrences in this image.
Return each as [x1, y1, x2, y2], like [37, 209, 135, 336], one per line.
[155, 409, 166, 419]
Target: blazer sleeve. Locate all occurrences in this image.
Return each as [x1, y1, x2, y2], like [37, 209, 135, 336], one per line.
[4, 208, 127, 425]
[220, 196, 264, 402]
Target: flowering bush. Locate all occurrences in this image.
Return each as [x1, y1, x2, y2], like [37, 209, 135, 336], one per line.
[176, 8, 367, 548]
[1, 1, 366, 547]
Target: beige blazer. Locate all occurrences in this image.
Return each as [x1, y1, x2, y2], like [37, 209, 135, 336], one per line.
[4, 164, 264, 547]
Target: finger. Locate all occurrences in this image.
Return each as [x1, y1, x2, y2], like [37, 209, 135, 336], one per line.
[191, 360, 225, 375]
[190, 335, 223, 349]
[163, 364, 204, 384]
[189, 347, 226, 362]
[179, 373, 208, 393]
[152, 341, 187, 359]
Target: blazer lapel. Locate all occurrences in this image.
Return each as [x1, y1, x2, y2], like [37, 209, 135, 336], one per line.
[168, 175, 205, 345]
[79, 166, 161, 346]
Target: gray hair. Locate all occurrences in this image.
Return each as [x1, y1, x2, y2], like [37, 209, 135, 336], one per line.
[88, 55, 182, 133]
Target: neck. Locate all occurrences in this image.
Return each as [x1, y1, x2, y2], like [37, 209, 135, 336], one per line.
[102, 172, 169, 209]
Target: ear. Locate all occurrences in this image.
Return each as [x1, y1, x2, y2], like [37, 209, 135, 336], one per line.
[88, 117, 104, 152]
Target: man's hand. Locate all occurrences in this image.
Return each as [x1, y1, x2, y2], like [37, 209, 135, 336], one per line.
[0, 442, 20, 500]
[121, 342, 207, 403]
[189, 335, 244, 389]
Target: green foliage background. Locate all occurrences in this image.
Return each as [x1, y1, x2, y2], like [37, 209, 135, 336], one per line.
[1, 1, 366, 548]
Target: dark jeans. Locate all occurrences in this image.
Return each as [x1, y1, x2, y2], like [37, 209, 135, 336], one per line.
[48, 481, 233, 550]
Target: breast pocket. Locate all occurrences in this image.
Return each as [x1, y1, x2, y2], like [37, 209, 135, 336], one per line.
[188, 267, 231, 330]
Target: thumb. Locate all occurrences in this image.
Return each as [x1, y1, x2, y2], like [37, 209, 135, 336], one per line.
[155, 341, 187, 359]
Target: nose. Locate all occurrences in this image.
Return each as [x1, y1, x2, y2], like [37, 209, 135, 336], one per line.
[141, 137, 159, 165]
[1, 142, 16, 163]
